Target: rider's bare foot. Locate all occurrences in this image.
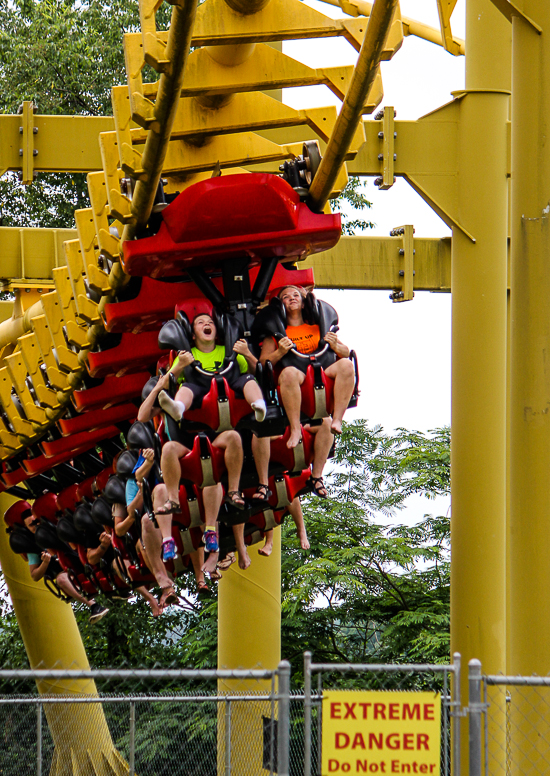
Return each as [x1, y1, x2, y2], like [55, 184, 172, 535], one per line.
[258, 536, 273, 557]
[330, 419, 343, 436]
[237, 548, 251, 570]
[287, 428, 302, 449]
[150, 598, 163, 617]
[202, 552, 219, 575]
[296, 527, 310, 550]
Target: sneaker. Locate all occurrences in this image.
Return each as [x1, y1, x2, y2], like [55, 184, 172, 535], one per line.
[162, 537, 177, 561]
[89, 603, 109, 624]
[203, 530, 219, 553]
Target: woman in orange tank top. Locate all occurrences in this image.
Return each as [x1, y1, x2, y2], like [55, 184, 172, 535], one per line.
[260, 285, 356, 498]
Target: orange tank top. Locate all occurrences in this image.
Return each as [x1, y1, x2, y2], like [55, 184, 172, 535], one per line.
[286, 323, 320, 355]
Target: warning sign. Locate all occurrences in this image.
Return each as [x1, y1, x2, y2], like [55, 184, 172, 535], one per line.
[322, 691, 441, 776]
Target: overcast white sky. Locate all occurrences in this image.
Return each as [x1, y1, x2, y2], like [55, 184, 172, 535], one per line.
[283, 1, 466, 520]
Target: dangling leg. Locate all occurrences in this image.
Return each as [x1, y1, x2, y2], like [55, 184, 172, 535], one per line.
[201, 483, 223, 575]
[288, 497, 309, 549]
[325, 359, 355, 435]
[243, 378, 267, 422]
[251, 435, 271, 500]
[278, 367, 305, 448]
[158, 385, 195, 423]
[307, 419, 334, 498]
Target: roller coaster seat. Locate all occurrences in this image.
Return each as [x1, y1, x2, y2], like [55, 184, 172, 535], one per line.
[244, 507, 286, 547]
[177, 432, 227, 488]
[266, 468, 312, 510]
[270, 426, 315, 474]
[72, 372, 151, 412]
[76, 475, 97, 503]
[8, 525, 41, 560]
[251, 292, 339, 371]
[32, 492, 59, 523]
[94, 466, 115, 496]
[87, 330, 170, 379]
[4, 499, 33, 529]
[56, 484, 80, 515]
[159, 307, 244, 388]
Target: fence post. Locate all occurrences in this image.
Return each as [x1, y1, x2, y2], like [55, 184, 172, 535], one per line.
[452, 652, 461, 776]
[277, 660, 291, 776]
[225, 698, 231, 776]
[468, 659, 482, 776]
[129, 701, 135, 776]
[304, 652, 312, 776]
[36, 702, 42, 776]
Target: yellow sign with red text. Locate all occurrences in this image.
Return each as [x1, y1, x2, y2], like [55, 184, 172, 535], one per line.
[322, 691, 441, 776]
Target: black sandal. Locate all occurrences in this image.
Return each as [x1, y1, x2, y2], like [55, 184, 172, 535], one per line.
[224, 491, 246, 510]
[156, 499, 182, 515]
[252, 483, 272, 501]
[308, 476, 328, 498]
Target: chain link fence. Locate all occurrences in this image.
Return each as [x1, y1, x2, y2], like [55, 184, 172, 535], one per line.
[478, 669, 550, 776]
[0, 664, 291, 776]
[0, 656, 462, 776]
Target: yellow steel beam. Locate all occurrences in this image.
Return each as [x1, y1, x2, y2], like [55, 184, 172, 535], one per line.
[488, 0, 542, 32]
[436, 0, 461, 55]
[0, 115, 113, 174]
[0, 226, 452, 290]
[318, 0, 465, 54]
[308, 0, 399, 210]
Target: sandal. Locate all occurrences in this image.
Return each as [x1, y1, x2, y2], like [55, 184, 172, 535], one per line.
[197, 580, 210, 595]
[217, 552, 236, 571]
[156, 499, 182, 516]
[224, 491, 246, 510]
[252, 483, 272, 502]
[308, 476, 328, 499]
[159, 586, 179, 607]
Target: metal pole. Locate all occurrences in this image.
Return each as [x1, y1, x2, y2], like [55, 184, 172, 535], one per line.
[452, 652, 462, 776]
[450, 1, 510, 771]
[225, 699, 231, 776]
[277, 660, 291, 776]
[443, 668, 449, 776]
[129, 701, 135, 776]
[304, 652, 312, 776]
[468, 660, 482, 776]
[36, 702, 42, 776]
[317, 673, 323, 776]
[270, 674, 276, 776]
[307, 0, 398, 211]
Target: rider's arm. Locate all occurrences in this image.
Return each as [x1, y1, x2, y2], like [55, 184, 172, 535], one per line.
[28, 551, 50, 582]
[137, 373, 170, 422]
[325, 332, 350, 358]
[259, 336, 294, 366]
[233, 340, 258, 373]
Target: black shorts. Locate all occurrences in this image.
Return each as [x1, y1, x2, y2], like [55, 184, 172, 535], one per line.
[184, 373, 256, 409]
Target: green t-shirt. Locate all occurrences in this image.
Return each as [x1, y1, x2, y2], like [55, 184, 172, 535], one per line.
[172, 345, 248, 383]
[27, 552, 41, 566]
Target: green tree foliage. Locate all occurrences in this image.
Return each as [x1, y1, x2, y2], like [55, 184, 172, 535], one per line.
[280, 421, 450, 682]
[0, 0, 170, 227]
[332, 176, 375, 234]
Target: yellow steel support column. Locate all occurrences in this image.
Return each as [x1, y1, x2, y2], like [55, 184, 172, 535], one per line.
[218, 531, 281, 775]
[0, 492, 128, 775]
[508, 1, 550, 769]
[450, 0, 510, 771]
